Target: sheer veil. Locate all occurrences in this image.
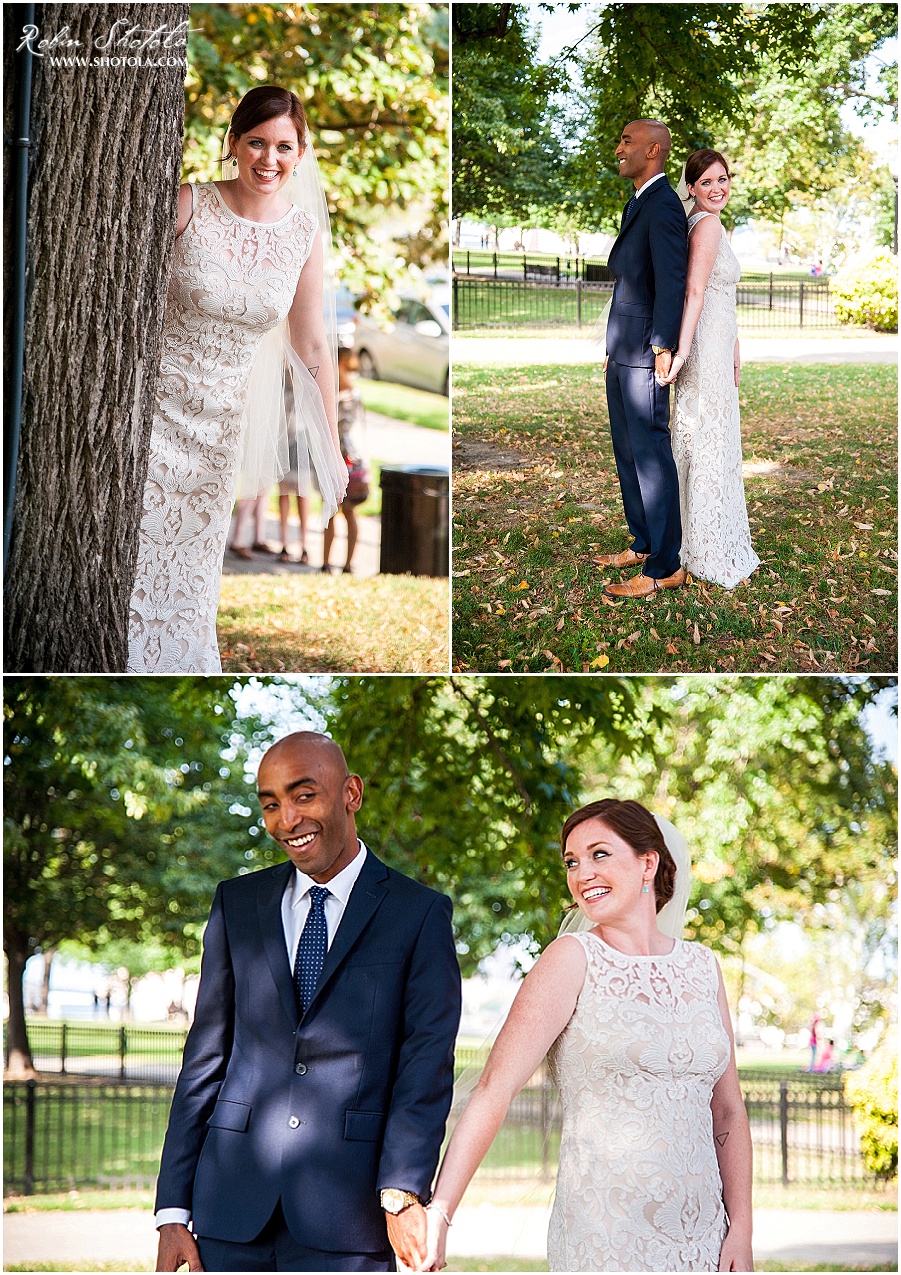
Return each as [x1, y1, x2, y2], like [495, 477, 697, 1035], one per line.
[558, 814, 692, 940]
[229, 131, 347, 520]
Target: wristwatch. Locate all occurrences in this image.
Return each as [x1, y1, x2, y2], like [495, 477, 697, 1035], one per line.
[380, 1188, 423, 1214]
[651, 345, 671, 355]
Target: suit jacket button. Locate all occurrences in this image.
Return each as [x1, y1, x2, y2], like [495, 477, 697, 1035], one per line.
[288, 1116, 300, 1128]
[294, 1063, 307, 1075]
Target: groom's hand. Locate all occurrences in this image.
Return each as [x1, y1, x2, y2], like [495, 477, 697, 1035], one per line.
[654, 350, 673, 380]
[156, 1223, 203, 1272]
[386, 1202, 429, 1271]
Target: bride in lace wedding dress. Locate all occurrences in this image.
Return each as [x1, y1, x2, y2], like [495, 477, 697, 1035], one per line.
[127, 86, 346, 673]
[422, 800, 753, 1274]
[662, 149, 760, 589]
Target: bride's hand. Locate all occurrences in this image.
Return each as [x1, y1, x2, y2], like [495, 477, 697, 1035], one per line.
[421, 1205, 450, 1271]
[658, 354, 685, 385]
[718, 1225, 753, 1271]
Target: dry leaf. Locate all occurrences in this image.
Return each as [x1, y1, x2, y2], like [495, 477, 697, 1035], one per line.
[591, 654, 610, 669]
[693, 623, 700, 645]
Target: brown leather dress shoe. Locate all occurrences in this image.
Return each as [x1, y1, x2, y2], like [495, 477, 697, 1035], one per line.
[603, 567, 687, 599]
[591, 547, 650, 569]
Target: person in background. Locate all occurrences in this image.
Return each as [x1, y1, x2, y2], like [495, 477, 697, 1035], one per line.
[322, 345, 369, 575]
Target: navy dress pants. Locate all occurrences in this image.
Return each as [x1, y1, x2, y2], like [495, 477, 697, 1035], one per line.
[605, 357, 682, 579]
[196, 1199, 396, 1272]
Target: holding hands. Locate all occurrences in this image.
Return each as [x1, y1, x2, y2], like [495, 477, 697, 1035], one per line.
[657, 351, 686, 385]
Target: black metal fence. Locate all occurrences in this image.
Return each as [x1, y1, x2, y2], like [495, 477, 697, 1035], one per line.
[6, 1020, 189, 1085]
[3, 1067, 876, 1196]
[452, 274, 840, 331]
[4, 1081, 174, 1194]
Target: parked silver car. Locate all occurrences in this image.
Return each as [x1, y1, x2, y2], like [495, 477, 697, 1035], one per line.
[354, 296, 449, 395]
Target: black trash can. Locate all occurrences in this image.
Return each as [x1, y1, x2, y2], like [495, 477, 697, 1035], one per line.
[379, 465, 449, 577]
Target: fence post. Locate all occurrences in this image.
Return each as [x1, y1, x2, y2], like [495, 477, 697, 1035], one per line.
[24, 1078, 36, 1195]
[119, 1025, 128, 1081]
[769, 272, 774, 310]
[556, 256, 560, 282]
[465, 250, 469, 275]
[493, 251, 497, 279]
[60, 1022, 67, 1074]
[779, 1080, 789, 1186]
[523, 254, 527, 282]
[577, 278, 583, 328]
[799, 282, 804, 328]
[452, 276, 458, 331]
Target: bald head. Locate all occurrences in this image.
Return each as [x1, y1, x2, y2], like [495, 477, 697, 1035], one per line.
[615, 119, 672, 186]
[262, 731, 349, 778]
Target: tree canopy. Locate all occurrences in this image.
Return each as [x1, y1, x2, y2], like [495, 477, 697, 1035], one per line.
[185, 4, 449, 300]
[453, 2, 898, 243]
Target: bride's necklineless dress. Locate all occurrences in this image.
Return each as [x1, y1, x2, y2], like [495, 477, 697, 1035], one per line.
[671, 210, 760, 588]
[127, 182, 316, 673]
[547, 931, 731, 1272]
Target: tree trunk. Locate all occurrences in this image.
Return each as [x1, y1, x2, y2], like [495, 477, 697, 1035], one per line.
[4, 2, 188, 671]
[4, 934, 35, 1077]
[38, 944, 55, 1014]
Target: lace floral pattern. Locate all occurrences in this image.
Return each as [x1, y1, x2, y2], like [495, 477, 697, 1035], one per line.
[127, 184, 316, 672]
[547, 933, 730, 1273]
[672, 212, 760, 588]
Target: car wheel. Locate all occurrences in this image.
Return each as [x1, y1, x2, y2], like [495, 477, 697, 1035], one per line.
[357, 349, 378, 380]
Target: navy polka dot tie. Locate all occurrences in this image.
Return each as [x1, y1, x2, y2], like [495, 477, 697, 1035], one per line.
[622, 194, 637, 227]
[294, 886, 330, 1014]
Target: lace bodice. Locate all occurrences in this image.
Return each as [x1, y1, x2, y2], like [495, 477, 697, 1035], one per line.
[128, 184, 317, 673]
[546, 932, 730, 1272]
[671, 212, 760, 589]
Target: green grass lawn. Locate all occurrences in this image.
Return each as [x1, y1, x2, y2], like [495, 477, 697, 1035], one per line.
[357, 377, 450, 430]
[452, 362, 897, 673]
[218, 574, 449, 672]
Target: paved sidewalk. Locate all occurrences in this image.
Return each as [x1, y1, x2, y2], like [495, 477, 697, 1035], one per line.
[452, 333, 898, 365]
[4, 1205, 897, 1270]
[222, 412, 449, 579]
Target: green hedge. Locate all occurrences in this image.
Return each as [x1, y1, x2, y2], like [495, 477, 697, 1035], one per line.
[831, 251, 898, 332]
[844, 1045, 898, 1179]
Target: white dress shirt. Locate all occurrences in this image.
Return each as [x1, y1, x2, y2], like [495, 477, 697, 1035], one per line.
[634, 171, 666, 200]
[155, 842, 369, 1230]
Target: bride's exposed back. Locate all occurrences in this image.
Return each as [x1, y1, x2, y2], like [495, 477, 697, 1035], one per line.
[422, 799, 754, 1274]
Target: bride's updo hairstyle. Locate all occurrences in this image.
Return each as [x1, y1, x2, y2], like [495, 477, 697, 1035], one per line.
[561, 799, 677, 914]
[684, 148, 732, 190]
[223, 85, 308, 161]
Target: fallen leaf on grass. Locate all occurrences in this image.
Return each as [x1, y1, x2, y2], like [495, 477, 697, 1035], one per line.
[514, 580, 530, 590]
[693, 623, 700, 645]
[555, 616, 566, 631]
[871, 588, 890, 596]
[590, 654, 610, 669]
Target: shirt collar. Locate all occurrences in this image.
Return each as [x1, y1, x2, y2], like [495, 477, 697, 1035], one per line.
[634, 172, 666, 200]
[288, 840, 367, 909]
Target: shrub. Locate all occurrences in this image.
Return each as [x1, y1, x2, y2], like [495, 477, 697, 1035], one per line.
[831, 252, 898, 332]
[844, 1044, 898, 1179]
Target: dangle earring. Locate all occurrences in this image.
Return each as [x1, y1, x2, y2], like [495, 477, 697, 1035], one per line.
[293, 168, 298, 177]
[232, 159, 237, 167]
[642, 883, 649, 894]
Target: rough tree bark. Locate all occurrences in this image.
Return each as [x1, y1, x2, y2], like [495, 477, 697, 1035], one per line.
[4, 2, 188, 670]
[4, 931, 34, 1077]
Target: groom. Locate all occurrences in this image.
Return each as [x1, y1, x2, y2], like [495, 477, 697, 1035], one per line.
[597, 119, 688, 598]
[155, 731, 462, 1271]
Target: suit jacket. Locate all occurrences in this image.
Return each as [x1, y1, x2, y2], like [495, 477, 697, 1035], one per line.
[605, 178, 688, 368]
[155, 850, 462, 1252]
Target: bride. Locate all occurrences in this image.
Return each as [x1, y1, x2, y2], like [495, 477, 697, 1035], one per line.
[127, 86, 346, 673]
[660, 149, 760, 588]
[422, 799, 753, 1273]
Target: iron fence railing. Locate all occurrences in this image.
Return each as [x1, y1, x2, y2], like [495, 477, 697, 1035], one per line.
[451, 274, 840, 331]
[3, 1066, 877, 1196]
[5, 1020, 188, 1085]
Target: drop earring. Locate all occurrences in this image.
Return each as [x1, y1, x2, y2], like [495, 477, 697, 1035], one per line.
[642, 884, 649, 894]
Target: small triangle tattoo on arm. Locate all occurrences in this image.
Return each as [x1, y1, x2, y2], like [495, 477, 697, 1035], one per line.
[307, 364, 320, 380]
[715, 1132, 730, 1147]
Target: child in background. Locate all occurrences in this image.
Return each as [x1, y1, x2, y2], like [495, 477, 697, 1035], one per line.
[323, 344, 369, 574]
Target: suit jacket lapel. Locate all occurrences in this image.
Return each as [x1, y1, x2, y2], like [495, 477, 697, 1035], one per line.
[613, 178, 670, 248]
[257, 859, 300, 1028]
[304, 850, 388, 1017]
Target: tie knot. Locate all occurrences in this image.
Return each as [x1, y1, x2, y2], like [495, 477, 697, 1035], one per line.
[309, 886, 330, 908]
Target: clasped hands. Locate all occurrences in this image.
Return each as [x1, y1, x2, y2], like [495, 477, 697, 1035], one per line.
[391, 1202, 450, 1272]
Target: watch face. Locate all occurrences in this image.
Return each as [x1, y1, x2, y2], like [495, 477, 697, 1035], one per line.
[382, 1190, 404, 1211]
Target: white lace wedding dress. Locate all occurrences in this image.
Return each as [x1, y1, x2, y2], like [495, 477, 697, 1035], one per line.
[127, 183, 317, 672]
[547, 932, 731, 1272]
[672, 211, 760, 588]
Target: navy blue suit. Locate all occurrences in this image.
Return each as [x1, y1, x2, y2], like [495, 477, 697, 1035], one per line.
[605, 177, 688, 578]
[155, 851, 462, 1263]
